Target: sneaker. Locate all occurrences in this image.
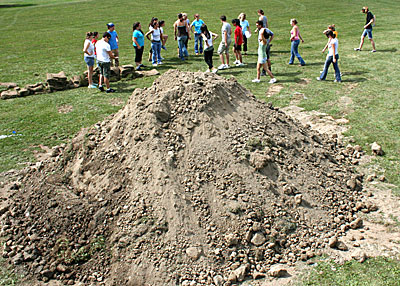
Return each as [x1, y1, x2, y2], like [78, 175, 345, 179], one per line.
[92, 83, 98, 87]
[98, 85, 105, 92]
[88, 84, 97, 89]
[334, 80, 342, 83]
[139, 64, 146, 68]
[233, 60, 239, 65]
[252, 78, 260, 83]
[218, 64, 226, 70]
[316, 77, 322, 81]
[160, 57, 165, 60]
[269, 78, 277, 84]
[135, 66, 142, 71]
[371, 50, 376, 53]
[195, 53, 199, 56]
[205, 69, 210, 73]
[354, 48, 361, 51]
[320, 71, 323, 74]
[152, 63, 158, 67]
[161, 45, 167, 50]
[158, 62, 163, 65]
[236, 63, 245, 67]
[106, 88, 116, 93]
[211, 68, 218, 73]
[224, 64, 230, 69]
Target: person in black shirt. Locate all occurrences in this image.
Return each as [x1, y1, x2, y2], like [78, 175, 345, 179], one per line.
[354, 7, 376, 52]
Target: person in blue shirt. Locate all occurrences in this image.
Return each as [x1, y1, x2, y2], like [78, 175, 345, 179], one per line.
[238, 13, 250, 55]
[132, 22, 145, 70]
[190, 14, 205, 55]
[107, 22, 119, 67]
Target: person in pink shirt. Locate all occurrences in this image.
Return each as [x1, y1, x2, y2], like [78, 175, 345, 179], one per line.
[289, 18, 305, 66]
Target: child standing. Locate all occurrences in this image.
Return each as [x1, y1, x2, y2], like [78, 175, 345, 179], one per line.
[232, 19, 244, 66]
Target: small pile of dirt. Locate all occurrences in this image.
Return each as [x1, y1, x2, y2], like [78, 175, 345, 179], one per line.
[1, 70, 366, 285]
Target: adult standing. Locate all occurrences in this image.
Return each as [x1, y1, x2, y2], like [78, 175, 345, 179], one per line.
[190, 14, 205, 55]
[146, 20, 163, 66]
[232, 19, 244, 66]
[252, 21, 276, 83]
[238, 13, 250, 55]
[317, 30, 341, 82]
[107, 23, 119, 67]
[174, 13, 190, 61]
[96, 32, 116, 93]
[132, 22, 145, 71]
[257, 9, 268, 28]
[182, 13, 190, 50]
[354, 7, 376, 52]
[217, 15, 232, 70]
[83, 32, 96, 88]
[289, 18, 306, 66]
[200, 24, 218, 73]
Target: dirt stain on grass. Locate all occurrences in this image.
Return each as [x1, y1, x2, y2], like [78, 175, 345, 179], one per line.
[57, 104, 73, 114]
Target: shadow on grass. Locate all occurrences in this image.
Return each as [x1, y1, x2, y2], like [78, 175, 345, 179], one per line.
[0, 4, 36, 8]
[274, 72, 301, 77]
[277, 78, 306, 83]
[378, 48, 397, 53]
[342, 71, 368, 76]
[272, 50, 291, 54]
[303, 62, 325, 66]
[342, 78, 367, 83]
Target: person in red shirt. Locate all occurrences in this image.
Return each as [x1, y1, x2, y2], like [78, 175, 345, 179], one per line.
[232, 19, 244, 66]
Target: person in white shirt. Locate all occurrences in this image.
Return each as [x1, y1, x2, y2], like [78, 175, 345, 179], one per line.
[83, 32, 96, 89]
[200, 24, 218, 73]
[96, 32, 117, 93]
[317, 30, 341, 82]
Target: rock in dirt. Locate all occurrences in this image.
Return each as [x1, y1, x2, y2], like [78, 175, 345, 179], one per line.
[371, 142, 384, 156]
[351, 249, 367, 263]
[251, 232, 266, 246]
[268, 265, 289, 278]
[186, 247, 202, 260]
[350, 218, 363, 229]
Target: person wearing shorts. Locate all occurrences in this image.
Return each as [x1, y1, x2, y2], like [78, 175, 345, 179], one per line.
[96, 32, 116, 93]
[83, 32, 96, 88]
[232, 19, 244, 66]
[252, 21, 276, 84]
[217, 15, 232, 70]
[354, 7, 376, 52]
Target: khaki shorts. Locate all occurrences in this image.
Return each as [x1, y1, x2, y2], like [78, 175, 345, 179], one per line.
[98, 61, 111, 78]
[217, 38, 232, 54]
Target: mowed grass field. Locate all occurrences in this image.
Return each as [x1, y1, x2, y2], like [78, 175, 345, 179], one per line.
[0, 0, 400, 283]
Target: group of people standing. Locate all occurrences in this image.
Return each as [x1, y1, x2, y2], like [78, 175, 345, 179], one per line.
[83, 7, 377, 91]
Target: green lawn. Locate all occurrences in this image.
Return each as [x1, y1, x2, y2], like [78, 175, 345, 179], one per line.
[0, 0, 399, 283]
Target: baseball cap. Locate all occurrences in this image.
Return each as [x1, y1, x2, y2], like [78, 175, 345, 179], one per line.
[107, 22, 115, 28]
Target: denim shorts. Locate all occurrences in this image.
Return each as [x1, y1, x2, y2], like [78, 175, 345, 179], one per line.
[84, 56, 95, 67]
[362, 28, 373, 39]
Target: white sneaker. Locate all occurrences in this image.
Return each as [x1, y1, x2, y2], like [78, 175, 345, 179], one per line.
[252, 78, 260, 83]
[211, 68, 218, 73]
[224, 64, 230, 69]
[233, 60, 239, 65]
[205, 69, 210, 73]
[152, 63, 158, 67]
[236, 62, 245, 67]
[218, 64, 226, 70]
[269, 78, 277, 84]
[158, 62, 163, 65]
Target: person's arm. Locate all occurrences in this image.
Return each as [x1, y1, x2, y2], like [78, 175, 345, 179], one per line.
[322, 38, 330, 53]
[261, 29, 267, 45]
[186, 21, 191, 40]
[174, 21, 177, 40]
[145, 30, 153, 41]
[83, 41, 92, 55]
[107, 50, 115, 59]
[332, 42, 336, 63]
[116, 34, 119, 44]
[133, 37, 141, 49]
[190, 22, 195, 33]
[160, 30, 163, 42]
[298, 29, 304, 43]
[202, 34, 210, 48]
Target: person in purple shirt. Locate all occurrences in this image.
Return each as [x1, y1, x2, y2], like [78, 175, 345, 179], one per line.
[107, 22, 119, 66]
[190, 14, 205, 55]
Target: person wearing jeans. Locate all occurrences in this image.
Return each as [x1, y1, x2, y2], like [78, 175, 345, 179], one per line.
[145, 21, 163, 66]
[174, 13, 190, 60]
[190, 14, 205, 55]
[318, 30, 341, 82]
[289, 18, 306, 66]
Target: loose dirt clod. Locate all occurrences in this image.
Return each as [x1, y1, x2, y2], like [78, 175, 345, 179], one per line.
[1, 70, 367, 285]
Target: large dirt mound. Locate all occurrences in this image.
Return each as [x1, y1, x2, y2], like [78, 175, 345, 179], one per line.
[1, 70, 365, 285]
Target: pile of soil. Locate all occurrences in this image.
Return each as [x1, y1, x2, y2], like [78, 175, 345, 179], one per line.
[1, 70, 366, 285]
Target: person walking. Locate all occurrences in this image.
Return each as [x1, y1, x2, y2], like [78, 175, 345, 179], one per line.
[146, 20, 163, 66]
[217, 15, 232, 70]
[232, 19, 244, 66]
[83, 32, 96, 88]
[317, 30, 341, 82]
[190, 14, 205, 55]
[200, 24, 218, 73]
[354, 7, 376, 52]
[174, 13, 190, 61]
[238, 13, 250, 55]
[289, 18, 306, 66]
[252, 21, 276, 83]
[96, 32, 116, 93]
[132, 22, 145, 71]
[107, 23, 119, 67]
